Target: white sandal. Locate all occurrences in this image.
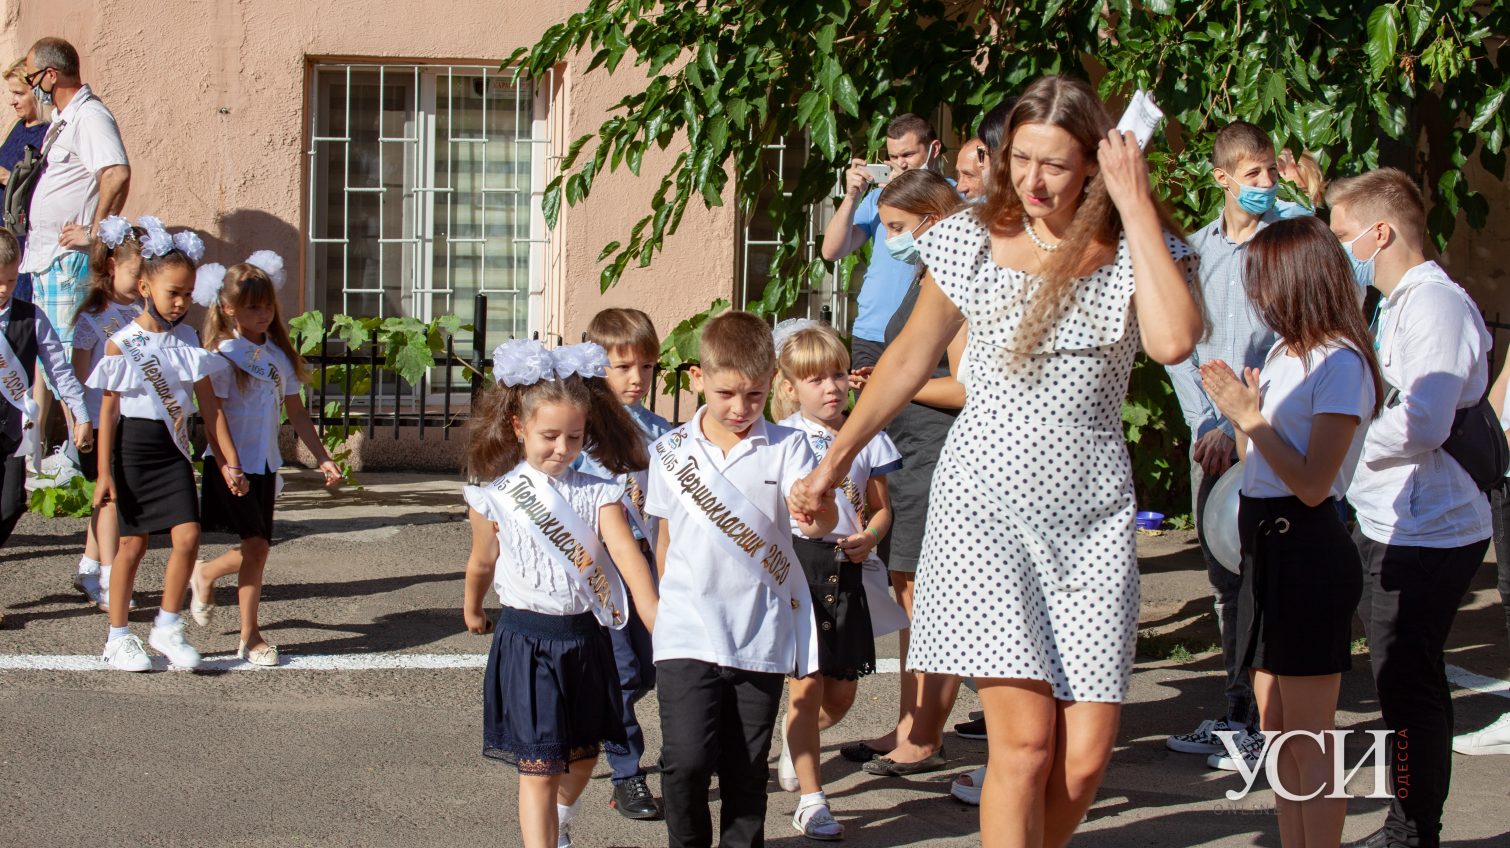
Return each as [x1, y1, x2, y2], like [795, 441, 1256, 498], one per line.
[793, 798, 844, 841]
[189, 560, 215, 625]
[237, 642, 280, 667]
[950, 765, 986, 805]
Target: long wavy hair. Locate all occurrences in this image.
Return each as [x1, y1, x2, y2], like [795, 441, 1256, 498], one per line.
[76, 226, 145, 324]
[975, 75, 1183, 351]
[467, 374, 648, 480]
[1244, 217, 1384, 418]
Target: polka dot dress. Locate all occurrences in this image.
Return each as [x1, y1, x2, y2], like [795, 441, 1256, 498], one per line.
[908, 210, 1196, 703]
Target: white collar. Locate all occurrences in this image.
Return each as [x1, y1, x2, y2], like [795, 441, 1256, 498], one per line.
[55, 84, 95, 124]
[691, 406, 771, 451]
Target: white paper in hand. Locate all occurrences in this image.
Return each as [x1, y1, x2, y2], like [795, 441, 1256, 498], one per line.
[1116, 89, 1165, 150]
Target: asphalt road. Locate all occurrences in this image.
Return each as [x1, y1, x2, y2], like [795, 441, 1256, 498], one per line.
[2, 471, 1507, 847]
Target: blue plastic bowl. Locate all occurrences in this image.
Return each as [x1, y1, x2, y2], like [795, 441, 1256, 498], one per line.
[1135, 511, 1165, 531]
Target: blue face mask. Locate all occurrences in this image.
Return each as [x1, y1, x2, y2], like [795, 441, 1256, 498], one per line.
[1226, 180, 1277, 215]
[1342, 227, 1381, 289]
[884, 218, 930, 264]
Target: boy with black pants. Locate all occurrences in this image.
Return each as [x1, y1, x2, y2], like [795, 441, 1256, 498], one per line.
[645, 311, 836, 847]
[1330, 169, 1492, 848]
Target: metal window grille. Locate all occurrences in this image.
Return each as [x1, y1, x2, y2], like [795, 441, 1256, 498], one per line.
[306, 62, 556, 394]
[736, 137, 856, 327]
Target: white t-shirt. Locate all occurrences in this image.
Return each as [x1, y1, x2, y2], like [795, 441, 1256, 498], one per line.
[463, 464, 626, 617]
[72, 300, 142, 423]
[205, 338, 301, 474]
[1242, 341, 1374, 500]
[645, 408, 817, 675]
[85, 323, 228, 419]
[778, 412, 902, 541]
[21, 86, 130, 275]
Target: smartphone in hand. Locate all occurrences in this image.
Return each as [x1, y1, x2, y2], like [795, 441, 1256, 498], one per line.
[865, 163, 893, 186]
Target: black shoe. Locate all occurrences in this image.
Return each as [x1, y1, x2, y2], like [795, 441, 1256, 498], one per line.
[954, 718, 988, 740]
[1342, 827, 1389, 848]
[839, 741, 885, 763]
[610, 776, 662, 820]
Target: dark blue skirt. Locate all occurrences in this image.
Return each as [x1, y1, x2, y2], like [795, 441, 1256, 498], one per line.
[482, 606, 627, 775]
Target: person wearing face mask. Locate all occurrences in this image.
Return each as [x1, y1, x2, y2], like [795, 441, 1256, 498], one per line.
[1328, 168, 1492, 848]
[18, 38, 129, 473]
[835, 168, 970, 779]
[1162, 121, 1304, 775]
[821, 113, 954, 372]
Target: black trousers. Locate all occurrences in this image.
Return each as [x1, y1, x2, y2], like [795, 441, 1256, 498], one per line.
[656, 658, 784, 848]
[0, 453, 25, 547]
[1354, 529, 1488, 848]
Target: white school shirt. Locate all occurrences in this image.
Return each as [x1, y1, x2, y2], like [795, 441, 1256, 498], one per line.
[72, 300, 142, 423]
[463, 464, 626, 616]
[1346, 261, 1492, 547]
[778, 412, 902, 542]
[21, 86, 130, 275]
[205, 339, 300, 474]
[1242, 342, 1374, 501]
[85, 323, 228, 419]
[0, 299, 91, 437]
[645, 408, 817, 674]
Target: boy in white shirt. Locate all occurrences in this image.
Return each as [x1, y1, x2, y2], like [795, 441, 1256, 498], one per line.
[645, 310, 836, 848]
[573, 307, 672, 821]
[1330, 168, 1492, 848]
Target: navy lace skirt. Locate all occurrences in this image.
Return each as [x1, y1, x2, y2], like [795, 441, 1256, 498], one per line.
[482, 606, 628, 775]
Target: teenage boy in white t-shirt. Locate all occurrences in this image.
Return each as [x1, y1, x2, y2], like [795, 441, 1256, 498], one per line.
[645, 310, 837, 848]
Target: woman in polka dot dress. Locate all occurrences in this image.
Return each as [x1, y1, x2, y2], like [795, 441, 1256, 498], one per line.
[791, 75, 1203, 847]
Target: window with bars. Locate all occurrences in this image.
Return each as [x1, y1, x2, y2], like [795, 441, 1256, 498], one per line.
[736, 138, 856, 328]
[305, 63, 555, 362]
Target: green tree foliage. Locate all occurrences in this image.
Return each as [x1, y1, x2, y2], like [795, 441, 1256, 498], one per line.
[513, 0, 1507, 513]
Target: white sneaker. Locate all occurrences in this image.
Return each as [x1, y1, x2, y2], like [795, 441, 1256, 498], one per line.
[556, 825, 571, 848]
[793, 798, 844, 841]
[73, 571, 105, 606]
[1168, 717, 1244, 755]
[779, 719, 800, 792]
[1207, 729, 1266, 771]
[148, 620, 202, 670]
[102, 633, 152, 672]
[1453, 713, 1510, 756]
[950, 765, 985, 805]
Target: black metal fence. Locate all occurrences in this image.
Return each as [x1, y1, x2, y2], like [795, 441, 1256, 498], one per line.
[295, 294, 693, 443]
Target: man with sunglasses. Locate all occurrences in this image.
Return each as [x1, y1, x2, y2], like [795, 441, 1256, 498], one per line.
[17, 38, 128, 481]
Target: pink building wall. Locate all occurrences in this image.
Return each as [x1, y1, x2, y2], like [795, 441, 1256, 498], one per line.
[0, 0, 738, 347]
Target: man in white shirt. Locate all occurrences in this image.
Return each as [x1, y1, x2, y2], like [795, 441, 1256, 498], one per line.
[19, 38, 129, 460]
[1331, 168, 1492, 848]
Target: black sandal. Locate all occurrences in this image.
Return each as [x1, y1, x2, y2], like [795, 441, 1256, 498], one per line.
[862, 749, 948, 776]
[839, 741, 886, 763]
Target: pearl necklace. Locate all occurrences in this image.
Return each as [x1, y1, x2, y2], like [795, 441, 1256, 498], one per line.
[1022, 214, 1061, 252]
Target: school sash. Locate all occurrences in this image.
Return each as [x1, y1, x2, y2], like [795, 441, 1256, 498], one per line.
[621, 468, 655, 543]
[791, 418, 911, 638]
[112, 324, 195, 460]
[483, 465, 629, 630]
[218, 337, 285, 398]
[78, 302, 135, 353]
[653, 425, 820, 676]
[0, 330, 38, 458]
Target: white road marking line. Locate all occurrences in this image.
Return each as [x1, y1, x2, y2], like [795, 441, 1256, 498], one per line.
[1446, 664, 1510, 699]
[0, 654, 904, 673]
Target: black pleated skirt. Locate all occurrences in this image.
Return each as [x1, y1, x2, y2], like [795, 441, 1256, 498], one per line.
[200, 455, 276, 541]
[113, 417, 198, 536]
[482, 607, 627, 775]
[1236, 494, 1363, 676]
[792, 534, 876, 680]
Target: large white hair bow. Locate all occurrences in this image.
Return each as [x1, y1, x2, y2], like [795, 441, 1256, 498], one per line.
[772, 317, 823, 356]
[191, 250, 289, 307]
[492, 340, 610, 387]
[97, 215, 133, 249]
[136, 214, 205, 262]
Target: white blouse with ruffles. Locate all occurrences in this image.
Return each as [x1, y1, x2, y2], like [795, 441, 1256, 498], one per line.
[463, 463, 627, 617]
[85, 323, 229, 420]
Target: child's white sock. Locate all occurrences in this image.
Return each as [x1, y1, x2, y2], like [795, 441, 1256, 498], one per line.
[107, 626, 130, 642]
[100, 565, 112, 590]
[557, 798, 584, 827]
[77, 557, 101, 575]
[799, 791, 828, 809]
[154, 610, 181, 628]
